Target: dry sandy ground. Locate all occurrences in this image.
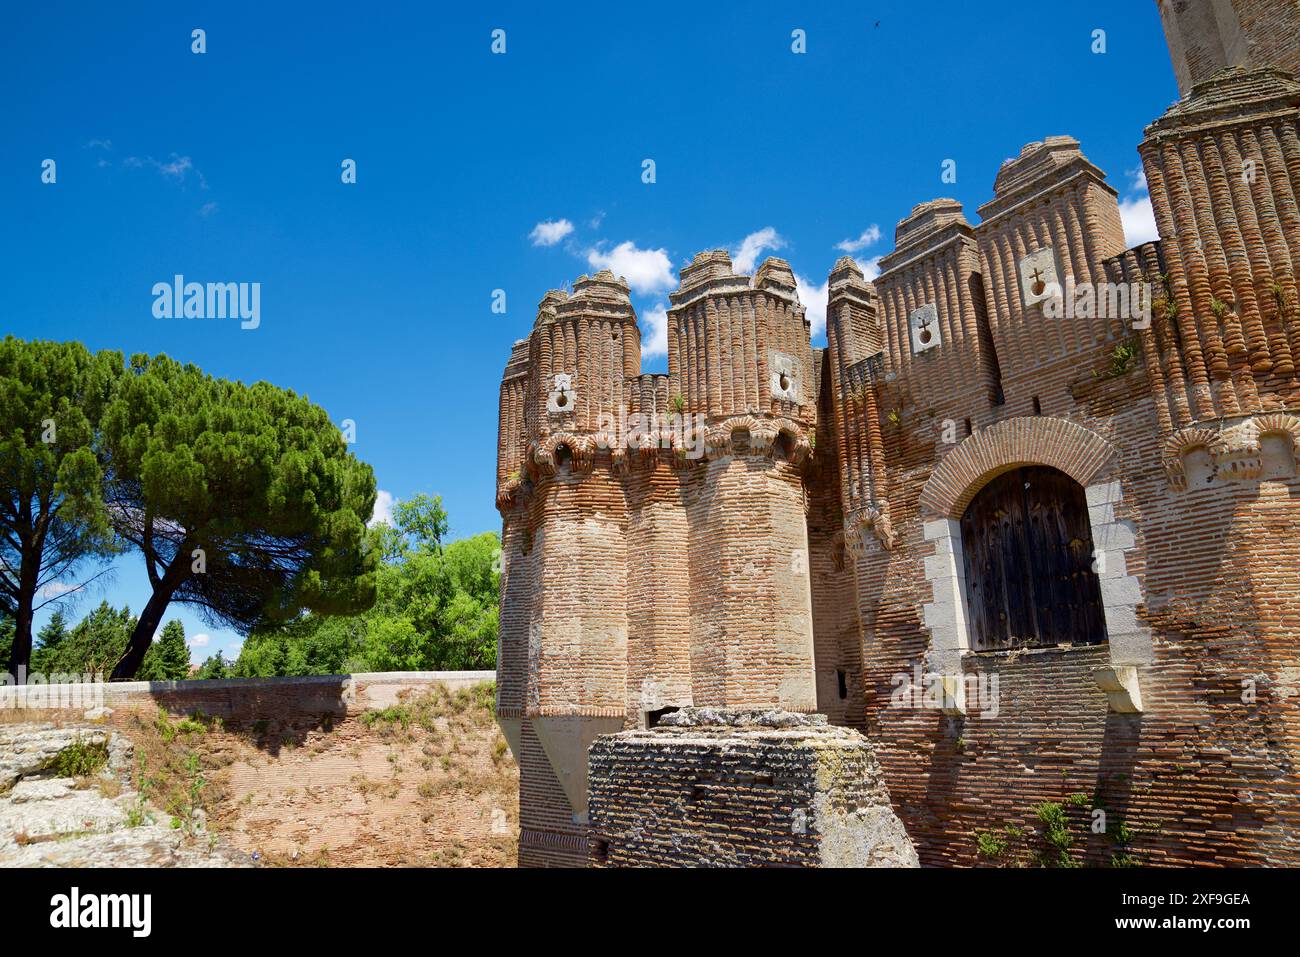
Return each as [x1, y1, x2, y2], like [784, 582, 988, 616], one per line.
[205, 686, 519, 866]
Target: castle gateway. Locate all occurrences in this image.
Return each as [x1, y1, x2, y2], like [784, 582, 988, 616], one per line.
[493, 0, 1300, 867]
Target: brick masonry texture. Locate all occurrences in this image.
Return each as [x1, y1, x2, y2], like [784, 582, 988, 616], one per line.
[495, 1, 1300, 867]
[1158, 0, 1300, 96]
[587, 708, 917, 868]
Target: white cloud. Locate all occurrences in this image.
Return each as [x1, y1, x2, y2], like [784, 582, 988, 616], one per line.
[1119, 167, 1159, 247]
[732, 227, 786, 275]
[38, 582, 78, 599]
[123, 153, 208, 189]
[835, 225, 882, 254]
[1120, 195, 1159, 246]
[188, 633, 210, 649]
[530, 218, 574, 247]
[369, 489, 396, 527]
[199, 201, 218, 218]
[794, 274, 829, 339]
[642, 302, 669, 358]
[156, 155, 193, 180]
[586, 241, 675, 295]
[858, 255, 884, 282]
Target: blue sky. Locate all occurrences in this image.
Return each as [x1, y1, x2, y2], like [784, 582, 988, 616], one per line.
[1, 1, 1177, 663]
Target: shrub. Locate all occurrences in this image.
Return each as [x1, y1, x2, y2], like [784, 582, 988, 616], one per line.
[45, 737, 110, 778]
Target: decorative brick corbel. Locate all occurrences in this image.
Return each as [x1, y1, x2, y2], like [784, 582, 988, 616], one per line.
[845, 505, 897, 553]
[1162, 426, 1224, 489]
[495, 475, 522, 510]
[533, 432, 595, 475]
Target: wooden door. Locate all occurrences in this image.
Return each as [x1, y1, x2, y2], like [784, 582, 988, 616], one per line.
[959, 466, 1107, 651]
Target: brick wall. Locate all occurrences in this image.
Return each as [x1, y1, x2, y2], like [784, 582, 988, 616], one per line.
[1159, 0, 1300, 96]
[0, 671, 495, 720]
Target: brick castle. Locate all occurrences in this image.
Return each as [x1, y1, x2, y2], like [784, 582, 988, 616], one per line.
[493, 0, 1300, 866]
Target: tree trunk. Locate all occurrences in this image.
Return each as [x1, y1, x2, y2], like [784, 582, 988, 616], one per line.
[9, 595, 34, 684]
[111, 575, 183, 681]
[8, 553, 39, 684]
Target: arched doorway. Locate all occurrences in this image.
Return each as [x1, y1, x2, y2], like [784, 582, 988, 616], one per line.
[959, 465, 1107, 651]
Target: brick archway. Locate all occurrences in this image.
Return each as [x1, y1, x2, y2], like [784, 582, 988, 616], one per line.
[917, 417, 1150, 710]
[919, 417, 1117, 519]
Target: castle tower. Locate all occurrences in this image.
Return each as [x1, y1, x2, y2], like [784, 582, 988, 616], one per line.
[495, 273, 639, 858]
[496, 254, 826, 864]
[1131, 55, 1300, 816]
[812, 258, 882, 726]
[666, 251, 819, 711]
[973, 136, 1128, 418]
[1157, 0, 1300, 96]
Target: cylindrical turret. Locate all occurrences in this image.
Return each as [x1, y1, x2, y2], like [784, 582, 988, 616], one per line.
[664, 250, 819, 711]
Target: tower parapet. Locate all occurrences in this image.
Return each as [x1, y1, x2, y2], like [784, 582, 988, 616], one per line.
[874, 199, 1003, 453]
[1157, 0, 1300, 96]
[528, 270, 638, 460]
[668, 250, 815, 433]
[973, 136, 1127, 418]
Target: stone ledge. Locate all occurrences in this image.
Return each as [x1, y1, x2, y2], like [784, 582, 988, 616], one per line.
[0, 671, 497, 720]
[657, 707, 827, 730]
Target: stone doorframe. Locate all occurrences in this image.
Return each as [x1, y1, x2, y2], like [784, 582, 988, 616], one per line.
[917, 417, 1152, 713]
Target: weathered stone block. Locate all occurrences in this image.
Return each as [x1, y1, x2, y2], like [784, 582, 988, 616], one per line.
[586, 708, 917, 867]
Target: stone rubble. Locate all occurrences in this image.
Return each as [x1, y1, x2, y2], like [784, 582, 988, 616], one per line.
[0, 722, 252, 868]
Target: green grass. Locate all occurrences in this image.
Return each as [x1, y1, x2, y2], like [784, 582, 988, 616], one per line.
[360, 705, 414, 729]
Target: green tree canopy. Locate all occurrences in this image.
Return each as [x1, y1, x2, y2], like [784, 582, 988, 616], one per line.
[32, 600, 133, 678]
[101, 354, 378, 679]
[138, 619, 192, 681]
[234, 495, 499, 676]
[195, 653, 229, 680]
[0, 338, 122, 680]
[390, 495, 449, 553]
[34, 608, 70, 661]
[0, 613, 12, 676]
[233, 612, 365, 677]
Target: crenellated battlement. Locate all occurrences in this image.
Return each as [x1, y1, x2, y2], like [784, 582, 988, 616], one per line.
[499, 103, 1300, 516]
[497, 249, 828, 513]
